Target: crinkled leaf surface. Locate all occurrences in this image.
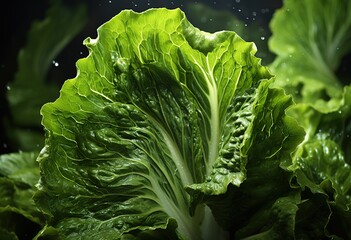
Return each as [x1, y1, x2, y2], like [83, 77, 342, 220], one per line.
[35, 8, 302, 239]
[285, 87, 351, 238]
[269, 1, 351, 237]
[288, 87, 351, 211]
[188, 87, 304, 235]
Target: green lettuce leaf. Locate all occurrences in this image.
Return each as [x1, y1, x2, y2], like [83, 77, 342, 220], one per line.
[287, 88, 351, 237]
[184, 2, 273, 64]
[269, 0, 351, 111]
[269, 0, 351, 237]
[35, 8, 303, 239]
[187, 87, 304, 236]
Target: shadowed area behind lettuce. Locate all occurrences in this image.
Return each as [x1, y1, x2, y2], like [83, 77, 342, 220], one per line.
[0, 152, 44, 239]
[4, 0, 87, 152]
[0, 1, 88, 239]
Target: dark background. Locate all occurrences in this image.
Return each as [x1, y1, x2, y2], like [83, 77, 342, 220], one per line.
[0, 0, 283, 154]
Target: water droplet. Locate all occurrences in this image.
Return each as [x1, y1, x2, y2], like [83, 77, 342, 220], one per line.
[213, 1, 217, 4]
[3, 143, 7, 148]
[235, 0, 240, 3]
[238, 9, 241, 12]
[52, 60, 59, 67]
[209, 18, 213, 22]
[260, 36, 265, 40]
[108, 0, 111, 3]
[6, 85, 11, 90]
[252, 11, 257, 16]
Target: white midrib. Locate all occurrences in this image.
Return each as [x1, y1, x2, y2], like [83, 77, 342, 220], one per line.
[150, 175, 202, 240]
[204, 56, 220, 174]
[189, 55, 220, 175]
[147, 55, 221, 239]
[143, 117, 202, 239]
[161, 130, 193, 186]
[154, 55, 220, 185]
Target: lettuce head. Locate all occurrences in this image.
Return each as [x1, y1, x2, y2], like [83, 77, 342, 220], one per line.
[34, 8, 304, 239]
